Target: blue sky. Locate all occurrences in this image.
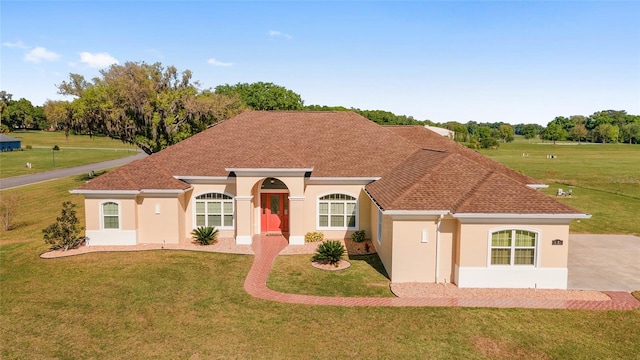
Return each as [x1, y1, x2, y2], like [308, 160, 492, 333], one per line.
[2, 1, 639, 125]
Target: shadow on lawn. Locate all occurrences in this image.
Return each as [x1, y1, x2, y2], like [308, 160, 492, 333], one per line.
[348, 253, 390, 280]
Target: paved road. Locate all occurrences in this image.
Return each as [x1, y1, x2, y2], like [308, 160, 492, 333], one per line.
[0, 152, 147, 190]
[568, 234, 640, 291]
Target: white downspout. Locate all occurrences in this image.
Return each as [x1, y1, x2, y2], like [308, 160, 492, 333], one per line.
[435, 214, 443, 283]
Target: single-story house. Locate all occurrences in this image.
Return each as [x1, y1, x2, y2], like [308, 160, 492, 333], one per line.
[0, 134, 22, 151]
[71, 111, 589, 289]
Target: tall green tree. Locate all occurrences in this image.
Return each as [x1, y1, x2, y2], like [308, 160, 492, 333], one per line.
[497, 124, 515, 143]
[570, 123, 588, 143]
[521, 124, 537, 142]
[1, 98, 46, 130]
[0, 91, 12, 126]
[586, 110, 627, 130]
[549, 116, 575, 133]
[215, 82, 304, 111]
[621, 122, 640, 144]
[43, 100, 73, 137]
[58, 62, 246, 154]
[542, 123, 567, 144]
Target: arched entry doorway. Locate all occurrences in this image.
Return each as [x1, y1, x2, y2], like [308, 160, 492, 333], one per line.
[260, 178, 289, 234]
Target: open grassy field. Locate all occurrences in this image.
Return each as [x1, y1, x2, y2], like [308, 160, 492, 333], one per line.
[7, 130, 138, 149]
[0, 148, 137, 178]
[1, 131, 138, 178]
[2, 177, 640, 358]
[480, 139, 640, 235]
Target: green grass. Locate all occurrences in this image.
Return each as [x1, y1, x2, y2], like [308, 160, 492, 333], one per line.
[0, 148, 137, 178]
[8, 130, 137, 149]
[2, 236, 639, 358]
[267, 254, 394, 297]
[0, 175, 87, 242]
[480, 139, 640, 234]
[2, 175, 640, 358]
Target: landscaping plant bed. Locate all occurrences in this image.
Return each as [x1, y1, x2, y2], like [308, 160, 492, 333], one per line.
[311, 259, 351, 271]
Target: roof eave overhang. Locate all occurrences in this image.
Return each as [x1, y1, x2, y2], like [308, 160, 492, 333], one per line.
[174, 176, 235, 184]
[225, 167, 314, 177]
[306, 177, 380, 185]
[139, 188, 192, 197]
[452, 212, 591, 224]
[383, 210, 450, 221]
[70, 187, 191, 197]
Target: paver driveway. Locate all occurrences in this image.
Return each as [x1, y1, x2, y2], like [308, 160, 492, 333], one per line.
[569, 234, 640, 292]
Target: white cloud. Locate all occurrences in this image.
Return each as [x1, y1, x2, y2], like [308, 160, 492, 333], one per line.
[24, 47, 60, 63]
[2, 40, 29, 49]
[79, 52, 119, 68]
[269, 30, 292, 39]
[207, 58, 233, 67]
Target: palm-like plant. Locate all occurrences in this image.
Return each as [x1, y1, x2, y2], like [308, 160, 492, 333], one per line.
[312, 240, 346, 266]
[191, 226, 219, 245]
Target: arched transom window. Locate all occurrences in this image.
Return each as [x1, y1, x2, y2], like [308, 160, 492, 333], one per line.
[490, 230, 537, 266]
[195, 193, 234, 229]
[318, 194, 357, 229]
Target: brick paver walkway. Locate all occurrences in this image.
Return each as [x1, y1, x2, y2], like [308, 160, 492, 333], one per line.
[244, 235, 640, 310]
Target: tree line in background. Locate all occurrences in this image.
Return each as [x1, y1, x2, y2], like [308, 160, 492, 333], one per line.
[1, 61, 639, 153]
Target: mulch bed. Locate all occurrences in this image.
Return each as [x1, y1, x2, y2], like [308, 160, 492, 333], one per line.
[343, 239, 376, 255]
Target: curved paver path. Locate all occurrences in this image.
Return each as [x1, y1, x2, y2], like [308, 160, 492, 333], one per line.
[244, 236, 640, 310]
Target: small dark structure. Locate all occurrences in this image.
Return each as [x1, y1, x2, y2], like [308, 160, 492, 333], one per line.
[0, 134, 21, 151]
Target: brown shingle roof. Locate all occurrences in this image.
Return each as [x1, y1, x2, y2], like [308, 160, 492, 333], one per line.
[76, 111, 583, 215]
[147, 111, 419, 177]
[78, 157, 190, 191]
[366, 149, 581, 214]
[455, 172, 579, 214]
[387, 126, 540, 185]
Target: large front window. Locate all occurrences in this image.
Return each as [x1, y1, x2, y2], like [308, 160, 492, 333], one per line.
[490, 230, 537, 266]
[318, 194, 357, 229]
[195, 193, 234, 229]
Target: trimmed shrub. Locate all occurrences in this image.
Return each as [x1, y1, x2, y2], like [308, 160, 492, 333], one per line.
[312, 240, 346, 266]
[305, 231, 324, 243]
[350, 230, 365, 243]
[25, 145, 32, 150]
[52, 145, 60, 151]
[191, 226, 219, 245]
[43, 201, 86, 251]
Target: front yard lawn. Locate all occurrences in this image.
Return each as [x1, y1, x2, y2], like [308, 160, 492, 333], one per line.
[267, 253, 394, 297]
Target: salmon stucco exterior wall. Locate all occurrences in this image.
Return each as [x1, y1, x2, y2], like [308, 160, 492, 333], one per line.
[454, 221, 571, 289]
[84, 196, 138, 246]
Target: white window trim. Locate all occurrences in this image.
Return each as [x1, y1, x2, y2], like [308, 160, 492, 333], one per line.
[316, 192, 359, 230]
[100, 200, 121, 230]
[192, 192, 235, 230]
[486, 227, 541, 267]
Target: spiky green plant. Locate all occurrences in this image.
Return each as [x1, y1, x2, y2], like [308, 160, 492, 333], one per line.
[191, 226, 219, 245]
[312, 240, 346, 266]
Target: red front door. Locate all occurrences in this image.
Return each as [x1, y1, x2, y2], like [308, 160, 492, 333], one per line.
[261, 193, 289, 233]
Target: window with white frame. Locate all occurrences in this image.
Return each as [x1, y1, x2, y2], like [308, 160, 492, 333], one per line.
[490, 230, 537, 266]
[318, 194, 357, 229]
[195, 193, 234, 228]
[102, 202, 120, 229]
